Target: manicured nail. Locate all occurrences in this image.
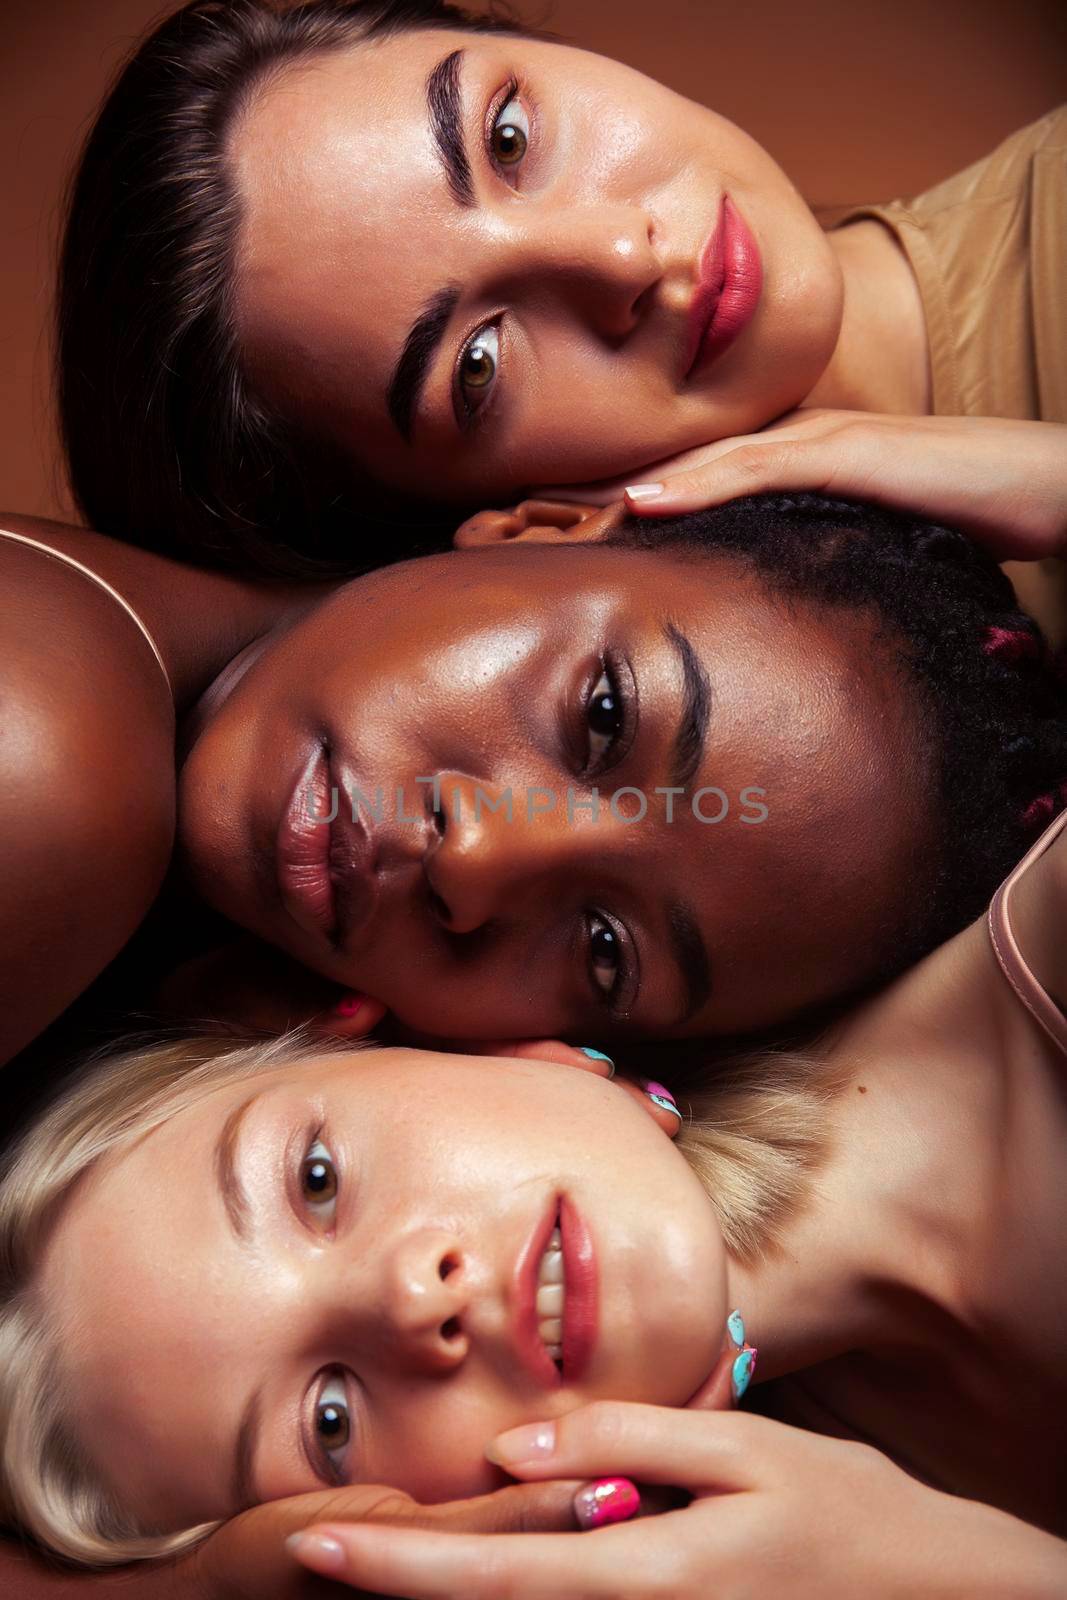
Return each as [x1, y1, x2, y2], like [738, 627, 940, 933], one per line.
[332, 994, 364, 1018]
[731, 1346, 758, 1402]
[573, 1477, 640, 1530]
[286, 1531, 346, 1573]
[581, 1047, 615, 1077]
[640, 1079, 681, 1120]
[727, 1309, 746, 1348]
[485, 1420, 557, 1467]
[625, 482, 664, 502]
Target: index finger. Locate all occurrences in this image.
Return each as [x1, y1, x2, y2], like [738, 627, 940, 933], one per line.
[489, 1403, 774, 1491]
[287, 1512, 704, 1599]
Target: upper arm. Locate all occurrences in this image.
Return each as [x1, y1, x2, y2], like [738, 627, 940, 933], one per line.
[0, 557, 175, 1067]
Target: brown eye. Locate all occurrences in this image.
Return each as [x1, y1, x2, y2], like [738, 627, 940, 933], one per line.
[302, 1139, 338, 1210]
[586, 667, 622, 768]
[458, 324, 500, 413]
[314, 1373, 351, 1469]
[588, 915, 621, 996]
[491, 95, 529, 168]
[316, 1398, 349, 1448]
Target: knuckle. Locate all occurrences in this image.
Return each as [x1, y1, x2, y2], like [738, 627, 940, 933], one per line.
[644, 1541, 703, 1599]
[726, 442, 771, 480]
[576, 1398, 629, 1450]
[349, 1485, 419, 1524]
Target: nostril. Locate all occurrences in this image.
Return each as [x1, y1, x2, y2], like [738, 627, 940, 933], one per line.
[428, 888, 451, 927]
[439, 1252, 460, 1281]
[432, 800, 447, 839]
[440, 1316, 461, 1341]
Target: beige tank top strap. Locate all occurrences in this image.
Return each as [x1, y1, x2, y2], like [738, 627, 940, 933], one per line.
[988, 808, 1067, 1055]
[0, 526, 172, 700]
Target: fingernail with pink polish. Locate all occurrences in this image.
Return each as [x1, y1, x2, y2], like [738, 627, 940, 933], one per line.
[332, 994, 364, 1018]
[574, 1477, 641, 1530]
[286, 1530, 346, 1574]
[640, 1080, 681, 1120]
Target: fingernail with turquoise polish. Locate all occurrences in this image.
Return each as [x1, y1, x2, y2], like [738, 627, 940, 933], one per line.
[640, 1079, 681, 1119]
[581, 1047, 615, 1078]
[731, 1346, 757, 1403]
[727, 1309, 746, 1348]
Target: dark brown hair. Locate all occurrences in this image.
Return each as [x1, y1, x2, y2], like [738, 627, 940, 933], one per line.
[57, 0, 524, 576]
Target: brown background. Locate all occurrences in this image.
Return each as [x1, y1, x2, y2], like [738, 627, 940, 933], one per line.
[2, 0, 1065, 524]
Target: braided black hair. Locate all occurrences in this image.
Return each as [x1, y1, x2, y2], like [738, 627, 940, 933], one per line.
[611, 493, 1067, 971]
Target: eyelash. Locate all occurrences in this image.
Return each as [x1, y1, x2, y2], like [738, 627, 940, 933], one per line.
[580, 653, 636, 778]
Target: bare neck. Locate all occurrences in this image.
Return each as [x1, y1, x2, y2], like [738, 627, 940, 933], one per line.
[805, 218, 932, 416]
[725, 917, 1052, 1382]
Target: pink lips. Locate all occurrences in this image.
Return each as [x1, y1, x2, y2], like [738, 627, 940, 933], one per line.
[511, 1196, 599, 1390]
[276, 745, 338, 940]
[684, 196, 763, 379]
[559, 1196, 597, 1382]
[275, 746, 379, 945]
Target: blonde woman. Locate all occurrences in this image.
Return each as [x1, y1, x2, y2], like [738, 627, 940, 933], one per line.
[3, 784, 1067, 1597]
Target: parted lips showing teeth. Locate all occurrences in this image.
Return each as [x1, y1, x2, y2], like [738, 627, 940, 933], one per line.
[536, 1226, 564, 1366]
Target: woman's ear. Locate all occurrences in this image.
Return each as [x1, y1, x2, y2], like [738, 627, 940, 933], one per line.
[453, 499, 624, 549]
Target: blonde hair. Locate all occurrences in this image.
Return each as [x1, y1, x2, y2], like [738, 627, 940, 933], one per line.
[0, 1028, 839, 1568]
[0, 1026, 352, 1567]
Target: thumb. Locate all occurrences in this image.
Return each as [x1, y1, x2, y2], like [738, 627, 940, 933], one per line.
[183, 1479, 588, 1599]
[407, 1477, 584, 1534]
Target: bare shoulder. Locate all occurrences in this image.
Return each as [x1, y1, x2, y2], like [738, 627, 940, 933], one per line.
[0, 528, 176, 1066]
[999, 817, 1067, 1019]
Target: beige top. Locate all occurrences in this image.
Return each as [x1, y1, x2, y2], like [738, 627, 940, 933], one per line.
[833, 107, 1067, 643]
[833, 105, 1067, 423]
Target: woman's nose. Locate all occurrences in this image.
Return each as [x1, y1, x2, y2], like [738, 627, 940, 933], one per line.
[423, 773, 573, 935]
[378, 1227, 471, 1374]
[499, 202, 661, 340]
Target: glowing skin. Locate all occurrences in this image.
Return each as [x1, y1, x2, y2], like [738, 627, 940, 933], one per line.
[39, 1049, 726, 1530]
[176, 539, 931, 1041]
[232, 29, 844, 502]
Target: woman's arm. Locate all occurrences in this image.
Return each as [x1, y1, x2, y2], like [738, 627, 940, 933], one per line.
[288, 1404, 1067, 1600]
[0, 532, 175, 1067]
[0, 1475, 588, 1600]
[554, 413, 1067, 562]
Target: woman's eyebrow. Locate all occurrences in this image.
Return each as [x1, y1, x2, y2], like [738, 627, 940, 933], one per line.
[387, 283, 461, 441]
[385, 48, 476, 441]
[664, 621, 712, 789]
[668, 899, 713, 1023]
[427, 49, 475, 207]
[215, 1090, 263, 1244]
[231, 1388, 263, 1514]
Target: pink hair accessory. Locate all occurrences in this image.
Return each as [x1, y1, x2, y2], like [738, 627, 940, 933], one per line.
[982, 625, 1038, 663]
[331, 994, 364, 1018]
[1022, 782, 1067, 830]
